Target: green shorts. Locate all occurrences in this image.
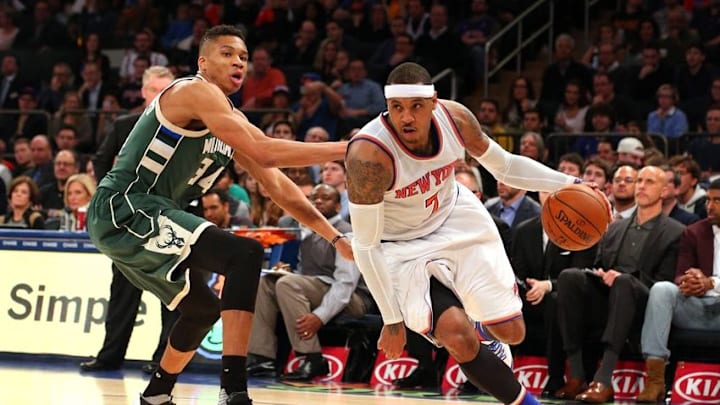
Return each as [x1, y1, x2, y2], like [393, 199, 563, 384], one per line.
[88, 187, 212, 309]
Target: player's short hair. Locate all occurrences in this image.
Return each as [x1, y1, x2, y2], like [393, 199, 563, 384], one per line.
[200, 25, 246, 53]
[387, 62, 432, 85]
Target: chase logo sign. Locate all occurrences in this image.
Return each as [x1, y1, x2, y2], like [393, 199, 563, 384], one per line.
[196, 318, 223, 360]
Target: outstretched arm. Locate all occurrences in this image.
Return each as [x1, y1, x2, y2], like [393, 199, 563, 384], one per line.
[346, 139, 402, 324]
[233, 151, 353, 261]
[347, 138, 407, 358]
[442, 100, 579, 192]
[160, 79, 347, 168]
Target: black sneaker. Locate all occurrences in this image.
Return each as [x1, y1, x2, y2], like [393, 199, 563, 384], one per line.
[218, 389, 253, 405]
[246, 360, 276, 377]
[139, 394, 175, 405]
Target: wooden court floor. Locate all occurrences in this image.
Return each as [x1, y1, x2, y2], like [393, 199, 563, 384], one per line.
[0, 358, 509, 405]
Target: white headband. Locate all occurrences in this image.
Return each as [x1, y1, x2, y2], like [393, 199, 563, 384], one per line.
[384, 84, 435, 99]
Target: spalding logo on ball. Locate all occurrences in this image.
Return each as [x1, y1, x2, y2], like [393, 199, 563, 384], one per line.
[541, 184, 611, 251]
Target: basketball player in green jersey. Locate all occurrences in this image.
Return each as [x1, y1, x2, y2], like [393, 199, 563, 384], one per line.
[87, 25, 352, 405]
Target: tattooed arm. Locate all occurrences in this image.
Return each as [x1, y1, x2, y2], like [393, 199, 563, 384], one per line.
[346, 139, 407, 357]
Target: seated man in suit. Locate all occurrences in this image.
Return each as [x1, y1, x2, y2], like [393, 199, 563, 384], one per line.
[661, 165, 700, 226]
[485, 180, 541, 243]
[246, 184, 374, 381]
[555, 165, 685, 403]
[637, 178, 720, 402]
[512, 191, 597, 397]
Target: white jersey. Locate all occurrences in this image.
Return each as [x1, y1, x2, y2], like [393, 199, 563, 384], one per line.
[352, 103, 466, 240]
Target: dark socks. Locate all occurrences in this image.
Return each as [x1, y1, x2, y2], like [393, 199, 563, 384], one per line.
[458, 345, 522, 404]
[222, 355, 248, 394]
[567, 350, 585, 381]
[143, 366, 179, 397]
[594, 349, 619, 386]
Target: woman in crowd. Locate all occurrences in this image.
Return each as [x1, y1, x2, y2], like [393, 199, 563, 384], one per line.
[0, 176, 44, 229]
[60, 173, 96, 231]
[248, 179, 284, 227]
[554, 80, 590, 134]
[504, 76, 536, 128]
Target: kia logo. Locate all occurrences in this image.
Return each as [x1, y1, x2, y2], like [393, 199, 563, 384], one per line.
[612, 369, 646, 397]
[514, 364, 549, 390]
[674, 372, 720, 403]
[373, 357, 418, 385]
[286, 354, 344, 381]
[444, 364, 468, 388]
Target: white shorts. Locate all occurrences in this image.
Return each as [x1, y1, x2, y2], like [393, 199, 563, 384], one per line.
[381, 186, 522, 336]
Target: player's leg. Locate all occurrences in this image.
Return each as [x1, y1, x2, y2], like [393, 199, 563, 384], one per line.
[181, 226, 264, 403]
[142, 226, 264, 405]
[141, 269, 221, 405]
[430, 278, 539, 405]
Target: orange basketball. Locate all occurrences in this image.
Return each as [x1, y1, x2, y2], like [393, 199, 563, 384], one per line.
[541, 184, 611, 251]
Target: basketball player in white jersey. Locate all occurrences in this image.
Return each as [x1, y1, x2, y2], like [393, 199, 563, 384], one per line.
[346, 62, 583, 405]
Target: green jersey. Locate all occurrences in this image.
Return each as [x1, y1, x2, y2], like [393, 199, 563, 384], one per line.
[88, 76, 235, 307]
[100, 77, 233, 206]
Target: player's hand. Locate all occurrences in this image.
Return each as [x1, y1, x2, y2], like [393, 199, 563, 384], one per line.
[334, 236, 355, 261]
[581, 181, 612, 223]
[526, 278, 551, 305]
[378, 322, 406, 359]
[296, 314, 323, 339]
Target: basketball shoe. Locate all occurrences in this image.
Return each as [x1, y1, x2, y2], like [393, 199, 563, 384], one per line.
[218, 388, 253, 405]
[138, 394, 174, 405]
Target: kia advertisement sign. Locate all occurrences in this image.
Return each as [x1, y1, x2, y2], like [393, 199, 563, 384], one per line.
[512, 356, 549, 396]
[441, 357, 467, 393]
[611, 361, 647, 400]
[370, 351, 419, 386]
[284, 346, 349, 383]
[671, 362, 720, 404]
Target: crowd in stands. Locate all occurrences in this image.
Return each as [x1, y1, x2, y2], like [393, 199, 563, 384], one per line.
[0, 0, 718, 400]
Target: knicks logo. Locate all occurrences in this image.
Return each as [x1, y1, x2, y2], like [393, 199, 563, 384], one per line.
[373, 358, 419, 385]
[673, 372, 720, 403]
[444, 364, 468, 388]
[514, 364, 549, 391]
[285, 354, 344, 381]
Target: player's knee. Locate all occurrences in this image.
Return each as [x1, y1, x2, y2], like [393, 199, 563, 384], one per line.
[220, 237, 265, 312]
[171, 296, 220, 351]
[436, 323, 479, 362]
[185, 295, 221, 329]
[486, 319, 525, 345]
